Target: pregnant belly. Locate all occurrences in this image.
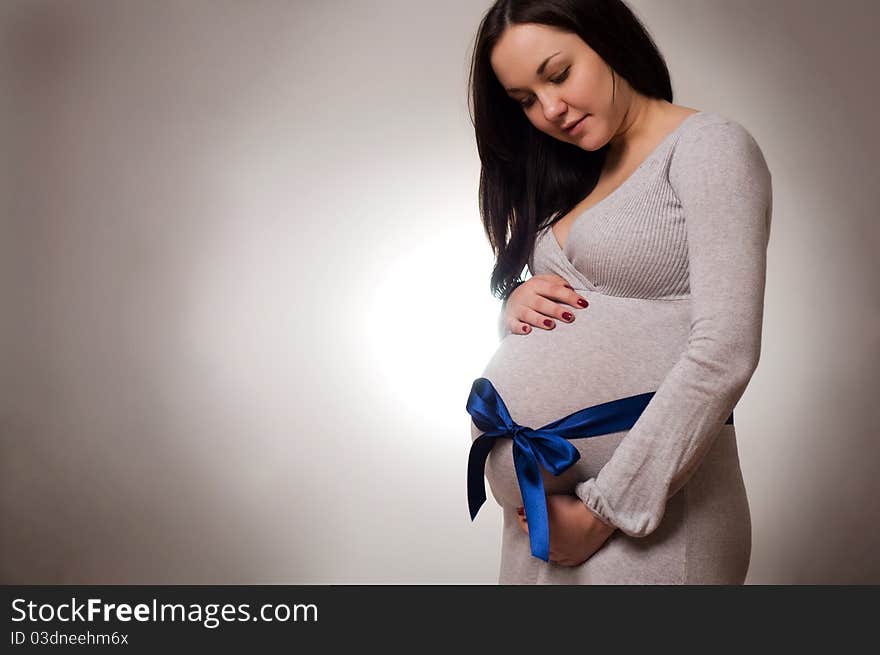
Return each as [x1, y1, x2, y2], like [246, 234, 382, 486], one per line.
[473, 293, 692, 509]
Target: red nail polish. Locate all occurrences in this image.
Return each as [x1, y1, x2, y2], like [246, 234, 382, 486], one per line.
[522, 325, 529, 333]
[577, 298, 588, 307]
[543, 319, 553, 327]
[517, 507, 524, 515]
[562, 312, 573, 321]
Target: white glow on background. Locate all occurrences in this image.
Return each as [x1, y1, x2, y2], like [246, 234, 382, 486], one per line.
[364, 222, 499, 420]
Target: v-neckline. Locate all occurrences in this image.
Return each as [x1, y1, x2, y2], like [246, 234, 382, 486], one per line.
[549, 110, 704, 255]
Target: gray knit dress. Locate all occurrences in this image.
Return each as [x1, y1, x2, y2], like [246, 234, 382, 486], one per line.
[471, 111, 772, 584]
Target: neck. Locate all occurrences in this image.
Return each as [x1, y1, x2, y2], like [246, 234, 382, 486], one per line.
[608, 97, 670, 161]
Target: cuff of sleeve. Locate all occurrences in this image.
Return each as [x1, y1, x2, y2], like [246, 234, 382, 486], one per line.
[574, 479, 617, 530]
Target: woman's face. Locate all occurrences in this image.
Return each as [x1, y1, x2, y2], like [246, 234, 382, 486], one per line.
[490, 23, 620, 150]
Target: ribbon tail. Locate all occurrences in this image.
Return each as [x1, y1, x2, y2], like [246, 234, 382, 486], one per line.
[513, 441, 551, 562]
[467, 434, 496, 520]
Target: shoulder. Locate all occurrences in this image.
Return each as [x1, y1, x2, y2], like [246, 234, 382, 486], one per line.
[670, 111, 772, 187]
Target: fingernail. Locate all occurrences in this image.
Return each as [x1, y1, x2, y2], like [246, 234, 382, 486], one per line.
[516, 507, 524, 515]
[543, 319, 553, 327]
[562, 312, 573, 321]
[522, 325, 529, 333]
[577, 298, 588, 307]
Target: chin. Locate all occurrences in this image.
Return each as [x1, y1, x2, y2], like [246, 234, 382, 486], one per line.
[574, 136, 604, 152]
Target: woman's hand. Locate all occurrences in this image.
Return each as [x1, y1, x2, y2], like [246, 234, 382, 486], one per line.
[516, 494, 616, 567]
[504, 274, 590, 334]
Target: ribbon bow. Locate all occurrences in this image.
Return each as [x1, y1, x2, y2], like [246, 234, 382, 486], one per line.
[466, 377, 733, 562]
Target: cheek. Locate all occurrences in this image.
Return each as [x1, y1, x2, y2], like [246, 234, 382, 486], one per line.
[572, 69, 604, 106]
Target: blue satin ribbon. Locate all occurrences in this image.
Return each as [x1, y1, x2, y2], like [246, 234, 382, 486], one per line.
[466, 377, 734, 562]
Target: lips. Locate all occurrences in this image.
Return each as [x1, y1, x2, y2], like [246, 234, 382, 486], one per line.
[564, 115, 588, 132]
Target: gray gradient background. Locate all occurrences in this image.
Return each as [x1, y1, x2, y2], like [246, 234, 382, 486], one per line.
[1, 0, 877, 584]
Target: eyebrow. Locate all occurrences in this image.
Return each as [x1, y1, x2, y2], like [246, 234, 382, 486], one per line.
[504, 51, 562, 93]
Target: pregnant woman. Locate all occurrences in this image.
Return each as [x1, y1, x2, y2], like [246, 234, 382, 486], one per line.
[466, 0, 772, 584]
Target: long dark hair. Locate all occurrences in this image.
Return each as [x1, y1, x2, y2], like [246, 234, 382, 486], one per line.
[467, 0, 673, 300]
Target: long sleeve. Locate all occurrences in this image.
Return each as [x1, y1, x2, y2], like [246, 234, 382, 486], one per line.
[574, 118, 773, 538]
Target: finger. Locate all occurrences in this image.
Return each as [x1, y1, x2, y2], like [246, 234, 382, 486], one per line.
[503, 299, 533, 336]
[547, 284, 590, 316]
[503, 310, 533, 336]
[506, 294, 555, 331]
[531, 294, 579, 326]
[533, 277, 590, 312]
[563, 285, 590, 311]
[505, 279, 586, 330]
[521, 306, 557, 330]
[520, 294, 585, 330]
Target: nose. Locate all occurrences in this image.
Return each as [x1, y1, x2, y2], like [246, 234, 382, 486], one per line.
[541, 92, 567, 123]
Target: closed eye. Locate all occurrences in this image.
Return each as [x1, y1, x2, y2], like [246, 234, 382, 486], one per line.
[550, 67, 570, 85]
[517, 67, 571, 108]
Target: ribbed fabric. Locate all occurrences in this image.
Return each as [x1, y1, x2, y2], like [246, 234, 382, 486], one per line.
[483, 111, 772, 583]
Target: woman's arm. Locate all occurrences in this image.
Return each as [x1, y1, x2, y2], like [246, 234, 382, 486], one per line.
[574, 117, 773, 538]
